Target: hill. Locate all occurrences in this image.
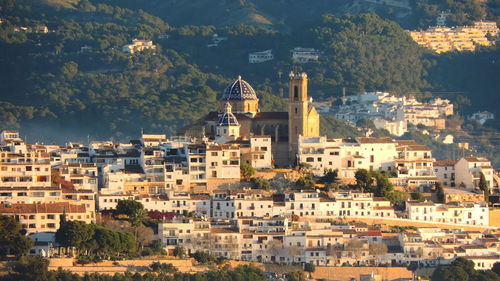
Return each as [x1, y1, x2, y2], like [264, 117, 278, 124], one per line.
[0, 0, 498, 168]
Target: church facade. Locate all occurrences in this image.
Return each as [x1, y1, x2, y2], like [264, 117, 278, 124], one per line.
[180, 71, 319, 167]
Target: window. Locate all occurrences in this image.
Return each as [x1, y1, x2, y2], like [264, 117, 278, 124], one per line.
[211, 152, 218, 156]
[294, 86, 299, 99]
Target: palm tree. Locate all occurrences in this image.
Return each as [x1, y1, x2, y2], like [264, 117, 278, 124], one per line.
[131, 208, 147, 240]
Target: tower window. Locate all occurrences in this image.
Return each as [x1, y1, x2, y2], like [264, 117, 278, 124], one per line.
[247, 104, 250, 111]
[295, 107, 298, 114]
[294, 86, 299, 99]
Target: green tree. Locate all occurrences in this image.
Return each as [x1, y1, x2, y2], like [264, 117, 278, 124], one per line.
[115, 200, 145, 217]
[431, 265, 469, 281]
[240, 163, 256, 180]
[173, 245, 186, 259]
[478, 172, 489, 203]
[493, 262, 500, 276]
[321, 169, 338, 184]
[150, 261, 178, 273]
[410, 192, 425, 202]
[286, 271, 306, 281]
[191, 250, 215, 264]
[55, 220, 94, 252]
[355, 169, 372, 192]
[296, 174, 316, 189]
[12, 256, 51, 281]
[304, 262, 315, 277]
[0, 215, 33, 256]
[436, 182, 445, 203]
[371, 171, 394, 198]
[251, 177, 270, 190]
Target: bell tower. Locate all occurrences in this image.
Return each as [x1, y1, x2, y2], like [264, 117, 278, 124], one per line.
[288, 71, 320, 165]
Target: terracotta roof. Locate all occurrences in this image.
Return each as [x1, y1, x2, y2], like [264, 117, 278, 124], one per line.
[464, 157, 489, 162]
[404, 145, 431, 151]
[0, 202, 86, 214]
[190, 194, 211, 200]
[210, 227, 238, 234]
[435, 160, 458, 166]
[356, 137, 394, 144]
[253, 112, 288, 120]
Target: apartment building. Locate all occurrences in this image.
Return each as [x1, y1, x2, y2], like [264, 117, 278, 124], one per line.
[434, 160, 457, 187]
[393, 141, 437, 189]
[0, 202, 93, 234]
[408, 21, 498, 53]
[297, 136, 396, 178]
[0, 149, 51, 188]
[406, 200, 489, 226]
[57, 163, 98, 191]
[238, 136, 273, 170]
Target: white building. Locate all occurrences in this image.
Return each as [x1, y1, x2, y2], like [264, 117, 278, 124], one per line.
[455, 157, 494, 192]
[468, 111, 494, 125]
[248, 49, 274, 63]
[122, 39, 157, 54]
[292, 47, 320, 63]
[406, 200, 489, 226]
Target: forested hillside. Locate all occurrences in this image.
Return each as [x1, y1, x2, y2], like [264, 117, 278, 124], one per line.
[0, 0, 498, 144]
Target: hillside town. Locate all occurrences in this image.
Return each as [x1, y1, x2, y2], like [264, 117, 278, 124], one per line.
[0, 73, 498, 280]
[407, 21, 499, 53]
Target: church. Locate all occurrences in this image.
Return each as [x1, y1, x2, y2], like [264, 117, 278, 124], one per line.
[180, 71, 320, 167]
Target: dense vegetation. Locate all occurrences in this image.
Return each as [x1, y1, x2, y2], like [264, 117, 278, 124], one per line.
[431, 258, 500, 281]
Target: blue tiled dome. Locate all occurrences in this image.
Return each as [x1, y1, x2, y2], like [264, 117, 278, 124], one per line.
[217, 103, 240, 127]
[221, 76, 258, 101]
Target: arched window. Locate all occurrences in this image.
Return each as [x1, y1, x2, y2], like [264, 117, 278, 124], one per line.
[294, 86, 299, 99]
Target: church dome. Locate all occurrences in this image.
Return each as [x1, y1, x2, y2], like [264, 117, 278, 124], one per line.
[221, 76, 258, 101]
[217, 103, 240, 127]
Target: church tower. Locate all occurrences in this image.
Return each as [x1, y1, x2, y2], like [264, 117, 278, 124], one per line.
[288, 72, 320, 164]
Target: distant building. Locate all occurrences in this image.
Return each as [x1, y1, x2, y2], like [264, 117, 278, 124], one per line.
[248, 49, 274, 63]
[332, 92, 453, 134]
[469, 111, 494, 125]
[122, 39, 156, 54]
[207, 33, 227, 47]
[78, 45, 93, 54]
[35, 25, 49, 34]
[292, 47, 320, 63]
[373, 118, 407, 136]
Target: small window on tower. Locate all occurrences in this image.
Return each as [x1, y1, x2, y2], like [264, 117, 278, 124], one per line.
[295, 107, 298, 114]
[294, 86, 299, 99]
